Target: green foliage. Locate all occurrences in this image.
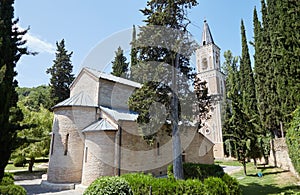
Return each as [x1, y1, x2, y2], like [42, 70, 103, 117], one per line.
[120, 173, 240, 195]
[253, 0, 300, 137]
[13, 156, 27, 167]
[46, 39, 74, 105]
[128, 0, 203, 179]
[13, 103, 53, 172]
[16, 86, 53, 111]
[111, 46, 129, 78]
[0, 185, 26, 195]
[286, 107, 300, 174]
[0, 0, 30, 181]
[83, 176, 133, 195]
[168, 163, 225, 181]
[130, 25, 138, 72]
[121, 173, 206, 195]
[221, 173, 242, 195]
[0, 173, 14, 186]
[203, 177, 229, 195]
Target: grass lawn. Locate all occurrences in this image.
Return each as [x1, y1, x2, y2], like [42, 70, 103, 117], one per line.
[5, 162, 47, 173]
[217, 160, 300, 195]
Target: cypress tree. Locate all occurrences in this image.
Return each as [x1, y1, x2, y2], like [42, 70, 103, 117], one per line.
[253, 6, 271, 164]
[240, 20, 261, 166]
[0, 0, 29, 181]
[130, 25, 138, 74]
[46, 39, 74, 105]
[222, 50, 238, 159]
[111, 46, 129, 78]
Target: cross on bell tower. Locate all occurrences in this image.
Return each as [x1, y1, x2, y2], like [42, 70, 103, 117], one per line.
[196, 20, 225, 159]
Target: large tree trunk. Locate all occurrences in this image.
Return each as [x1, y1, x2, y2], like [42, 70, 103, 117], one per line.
[171, 54, 184, 180]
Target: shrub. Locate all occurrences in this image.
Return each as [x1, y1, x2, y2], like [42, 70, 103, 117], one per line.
[168, 163, 225, 180]
[0, 173, 14, 185]
[122, 173, 206, 195]
[286, 107, 300, 175]
[221, 173, 242, 195]
[83, 176, 133, 195]
[203, 177, 229, 195]
[13, 156, 27, 167]
[0, 176, 14, 185]
[0, 185, 26, 195]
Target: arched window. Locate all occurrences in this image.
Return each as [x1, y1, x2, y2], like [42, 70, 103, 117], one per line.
[202, 58, 208, 70]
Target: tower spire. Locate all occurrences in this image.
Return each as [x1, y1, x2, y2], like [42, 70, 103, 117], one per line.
[201, 20, 214, 46]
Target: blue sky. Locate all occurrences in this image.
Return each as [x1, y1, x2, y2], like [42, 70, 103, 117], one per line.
[14, 1, 260, 87]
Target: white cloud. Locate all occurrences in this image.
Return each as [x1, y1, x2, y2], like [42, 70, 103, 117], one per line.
[17, 24, 55, 54]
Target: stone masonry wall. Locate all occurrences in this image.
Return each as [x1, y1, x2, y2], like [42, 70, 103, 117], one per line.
[81, 131, 116, 186]
[269, 138, 299, 178]
[47, 107, 97, 183]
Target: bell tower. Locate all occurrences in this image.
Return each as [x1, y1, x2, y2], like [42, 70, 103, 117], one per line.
[196, 20, 225, 159]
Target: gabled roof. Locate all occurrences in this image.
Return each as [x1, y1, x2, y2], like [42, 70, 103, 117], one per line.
[100, 106, 138, 122]
[82, 118, 117, 132]
[53, 91, 98, 109]
[81, 67, 141, 88]
[201, 20, 214, 46]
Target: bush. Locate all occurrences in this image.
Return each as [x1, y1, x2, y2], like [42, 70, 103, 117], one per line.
[13, 156, 27, 167]
[0, 173, 14, 185]
[0, 185, 26, 195]
[221, 173, 242, 195]
[83, 176, 133, 195]
[168, 163, 225, 180]
[203, 177, 229, 195]
[122, 173, 206, 194]
[286, 107, 300, 175]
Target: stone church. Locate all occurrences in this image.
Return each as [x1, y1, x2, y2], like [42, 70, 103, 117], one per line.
[46, 21, 224, 186]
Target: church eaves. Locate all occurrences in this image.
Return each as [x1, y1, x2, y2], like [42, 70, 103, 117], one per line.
[52, 91, 97, 109]
[201, 20, 214, 46]
[82, 118, 117, 132]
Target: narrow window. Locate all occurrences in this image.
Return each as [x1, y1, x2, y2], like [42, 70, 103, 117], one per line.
[182, 150, 186, 162]
[85, 147, 88, 163]
[157, 142, 160, 156]
[51, 133, 55, 155]
[64, 133, 69, 155]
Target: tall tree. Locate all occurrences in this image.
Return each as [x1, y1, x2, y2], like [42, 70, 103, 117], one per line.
[46, 39, 74, 105]
[221, 50, 238, 158]
[239, 20, 261, 165]
[111, 46, 129, 78]
[0, 0, 29, 181]
[253, 6, 271, 164]
[129, 0, 202, 179]
[130, 25, 138, 75]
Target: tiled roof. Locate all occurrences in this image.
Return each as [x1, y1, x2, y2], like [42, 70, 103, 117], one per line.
[82, 118, 117, 132]
[201, 20, 214, 46]
[100, 106, 138, 122]
[52, 91, 98, 109]
[84, 67, 141, 88]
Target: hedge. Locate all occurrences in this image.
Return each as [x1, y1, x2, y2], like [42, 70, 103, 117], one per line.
[121, 173, 206, 195]
[84, 165, 241, 195]
[0, 185, 27, 195]
[83, 176, 133, 195]
[168, 163, 225, 180]
[0, 172, 27, 195]
[286, 107, 300, 175]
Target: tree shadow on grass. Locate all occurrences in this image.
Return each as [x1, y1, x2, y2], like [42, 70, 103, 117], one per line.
[240, 183, 300, 195]
[247, 170, 289, 177]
